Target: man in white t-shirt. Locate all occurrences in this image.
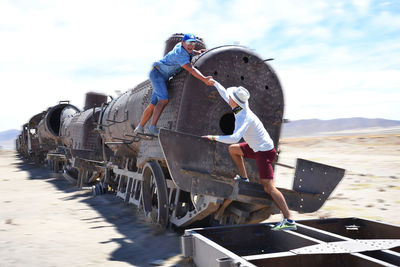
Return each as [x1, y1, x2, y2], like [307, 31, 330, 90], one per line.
[203, 80, 296, 231]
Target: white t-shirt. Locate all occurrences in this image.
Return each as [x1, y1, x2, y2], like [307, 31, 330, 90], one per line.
[213, 82, 274, 152]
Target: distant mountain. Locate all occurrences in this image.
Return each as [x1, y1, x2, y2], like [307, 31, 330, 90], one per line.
[2, 118, 400, 149]
[281, 118, 400, 137]
[0, 129, 20, 141]
[0, 129, 19, 150]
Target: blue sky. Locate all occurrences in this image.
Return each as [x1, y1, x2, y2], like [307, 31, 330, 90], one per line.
[0, 0, 399, 132]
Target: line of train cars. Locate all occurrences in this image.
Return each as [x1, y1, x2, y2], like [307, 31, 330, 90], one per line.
[16, 34, 345, 228]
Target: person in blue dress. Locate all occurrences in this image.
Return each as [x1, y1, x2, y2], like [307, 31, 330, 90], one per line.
[135, 33, 214, 136]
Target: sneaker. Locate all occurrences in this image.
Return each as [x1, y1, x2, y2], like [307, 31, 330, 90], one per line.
[147, 125, 159, 136]
[134, 125, 144, 134]
[271, 219, 297, 231]
[233, 174, 249, 182]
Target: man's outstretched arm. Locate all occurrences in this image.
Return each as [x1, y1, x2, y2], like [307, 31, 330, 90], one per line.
[182, 63, 214, 86]
[211, 80, 230, 103]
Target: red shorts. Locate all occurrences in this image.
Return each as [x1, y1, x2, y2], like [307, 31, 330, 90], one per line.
[239, 142, 276, 180]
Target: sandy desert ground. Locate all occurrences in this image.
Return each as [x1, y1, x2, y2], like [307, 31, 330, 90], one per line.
[0, 151, 185, 267]
[272, 128, 400, 225]
[0, 129, 399, 266]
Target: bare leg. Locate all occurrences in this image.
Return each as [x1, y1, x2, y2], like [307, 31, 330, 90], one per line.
[229, 144, 247, 178]
[261, 179, 292, 220]
[138, 103, 155, 127]
[151, 99, 169, 126]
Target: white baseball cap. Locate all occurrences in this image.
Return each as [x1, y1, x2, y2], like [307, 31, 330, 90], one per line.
[227, 86, 250, 108]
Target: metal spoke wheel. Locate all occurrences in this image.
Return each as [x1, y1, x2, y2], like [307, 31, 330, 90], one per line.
[141, 161, 169, 227]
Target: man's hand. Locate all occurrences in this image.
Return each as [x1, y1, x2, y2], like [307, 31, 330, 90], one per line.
[204, 76, 215, 86]
[202, 135, 216, 141]
[183, 64, 214, 86]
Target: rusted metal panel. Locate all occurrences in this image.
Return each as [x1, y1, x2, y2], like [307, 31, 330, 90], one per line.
[159, 128, 216, 191]
[293, 158, 345, 212]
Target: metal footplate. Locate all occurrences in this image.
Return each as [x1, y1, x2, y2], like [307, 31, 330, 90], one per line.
[182, 217, 400, 267]
[291, 239, 400, 254]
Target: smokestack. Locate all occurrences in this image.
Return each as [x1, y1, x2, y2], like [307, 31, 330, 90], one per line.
[84, 92, 108, 110]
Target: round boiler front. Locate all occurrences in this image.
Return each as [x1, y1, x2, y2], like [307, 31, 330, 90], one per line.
[37, 103, 80, 145]
[176, 45, 284, 147]
[47, 103, 80, 137]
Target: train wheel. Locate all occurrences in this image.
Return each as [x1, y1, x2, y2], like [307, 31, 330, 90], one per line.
[141, 161, 169, 227]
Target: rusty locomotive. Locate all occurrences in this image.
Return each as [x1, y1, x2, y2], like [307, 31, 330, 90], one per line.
[16, 34, 345, 228]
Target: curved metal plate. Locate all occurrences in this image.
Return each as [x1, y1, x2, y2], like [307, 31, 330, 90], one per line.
[159, 128, 217, 192]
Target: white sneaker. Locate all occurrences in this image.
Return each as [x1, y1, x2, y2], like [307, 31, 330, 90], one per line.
[134, 125, 144, 134]
[147, 126, 159, 136]
[233, 174, 249, 182]
[271, 219, 297, 231]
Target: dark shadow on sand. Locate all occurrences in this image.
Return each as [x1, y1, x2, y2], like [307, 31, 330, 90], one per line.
[14, 153, 190, 267]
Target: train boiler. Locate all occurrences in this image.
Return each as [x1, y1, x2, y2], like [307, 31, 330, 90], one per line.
[93, 34, 345, 228]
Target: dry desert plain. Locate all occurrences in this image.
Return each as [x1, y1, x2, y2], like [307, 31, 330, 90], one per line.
[272, 127, 400, 225]
[0, 127, 399, 266]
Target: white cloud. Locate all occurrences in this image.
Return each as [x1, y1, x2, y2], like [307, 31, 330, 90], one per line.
[351, 0, 372, 14]
[280, 67, 400, 120]
[0, 0, 399, 132]
[372, 10, 400, 32]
